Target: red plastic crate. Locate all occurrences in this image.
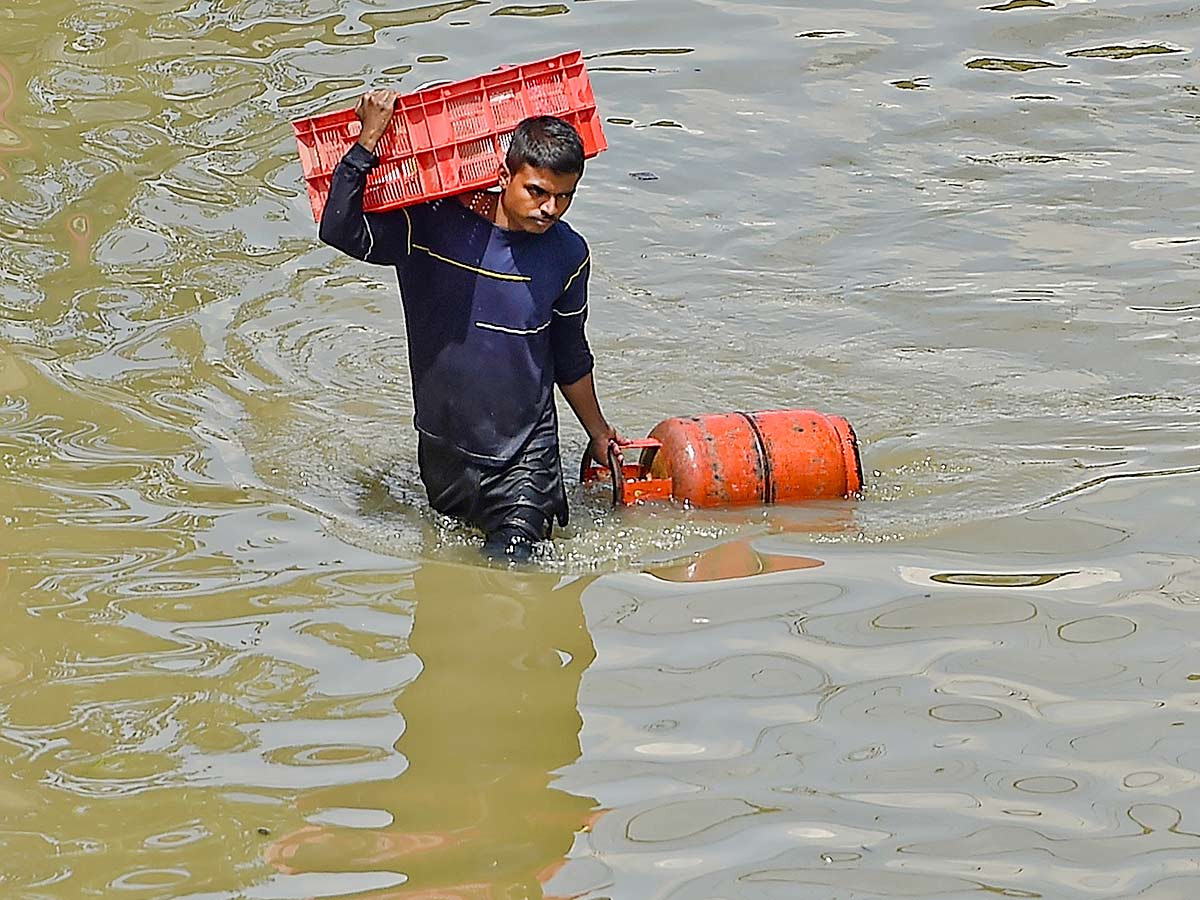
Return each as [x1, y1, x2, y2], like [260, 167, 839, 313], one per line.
[293, 50, 607, 222]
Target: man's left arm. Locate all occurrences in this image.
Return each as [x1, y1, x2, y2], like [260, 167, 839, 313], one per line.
[551, 254, 624, 465]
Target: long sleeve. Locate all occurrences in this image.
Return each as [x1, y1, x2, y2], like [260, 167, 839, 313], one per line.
[318, 142, 411, 265]
[550, 252, 594, 386]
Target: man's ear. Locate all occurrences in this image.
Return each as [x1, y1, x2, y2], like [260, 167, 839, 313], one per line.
[497, 163, 511, 189]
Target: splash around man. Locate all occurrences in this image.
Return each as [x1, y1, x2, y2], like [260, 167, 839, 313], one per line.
[319, 89, 623, 561]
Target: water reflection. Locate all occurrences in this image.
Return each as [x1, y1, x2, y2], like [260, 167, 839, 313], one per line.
[266, 562, 598, 898]
[645, 538, 823, 583]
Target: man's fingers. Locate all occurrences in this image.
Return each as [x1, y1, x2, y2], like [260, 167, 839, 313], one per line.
[368, 89, 398, 108]
[357, 90, 398, 117]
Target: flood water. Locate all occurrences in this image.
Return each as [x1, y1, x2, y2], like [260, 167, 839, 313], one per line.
[2, 0, 1200, 896]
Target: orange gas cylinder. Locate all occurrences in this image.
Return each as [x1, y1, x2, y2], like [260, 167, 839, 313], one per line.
[647, 409, 862, 507]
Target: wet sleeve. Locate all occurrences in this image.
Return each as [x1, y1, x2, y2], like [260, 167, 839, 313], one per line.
[550, 253, 595, 386]
[318, 143, 411, 265]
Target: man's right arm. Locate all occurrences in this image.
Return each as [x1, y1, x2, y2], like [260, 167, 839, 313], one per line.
[317, 89, 410, 265]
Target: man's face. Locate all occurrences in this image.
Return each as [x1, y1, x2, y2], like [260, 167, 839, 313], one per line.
[498, 164, 581, 234]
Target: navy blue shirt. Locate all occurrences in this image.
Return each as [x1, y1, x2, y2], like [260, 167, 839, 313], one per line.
[318, 143, 595, 465]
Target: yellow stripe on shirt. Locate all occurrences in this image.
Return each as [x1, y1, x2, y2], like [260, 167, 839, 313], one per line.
[562, 253, 590, 293]
[412, 243, 531, 282]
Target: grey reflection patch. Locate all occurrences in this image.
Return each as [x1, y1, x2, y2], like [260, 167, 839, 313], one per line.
[1129, 803, 1182, 832]
[581, 653, 827, 707]
[1058, 615, 1137, 644]
[1134, 876, 1200, 899]
[821, 851, 862, 863]
[931, 571, 1076, 587]
[305, 807, 394, 829]
[1013, 775, 1078, 793]
[1124, 771, 1164, 789]
[929, 703, 1003, 722]
[937, 679, 1023, 699]
[265, 744, 390, 767]
[742, 867, 981, 895]
[845, 743, 884, 762]
[827, 791, 980, 811]
[627, 581, 843, 634]
[94, 227, 172, 267]
[874, 595, 1036, 629]
[626, 797, 764, 843]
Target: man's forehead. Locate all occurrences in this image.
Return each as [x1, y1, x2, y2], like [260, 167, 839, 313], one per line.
[513, 165, 581, 192]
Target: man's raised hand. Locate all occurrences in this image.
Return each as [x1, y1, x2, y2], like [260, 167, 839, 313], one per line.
[354, 89, 399, 154]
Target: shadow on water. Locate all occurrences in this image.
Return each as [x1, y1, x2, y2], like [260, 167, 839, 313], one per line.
[263, 561, 601, 898]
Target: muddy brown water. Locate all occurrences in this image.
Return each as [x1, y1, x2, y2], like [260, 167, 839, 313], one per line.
[2, 0, 1199, 897]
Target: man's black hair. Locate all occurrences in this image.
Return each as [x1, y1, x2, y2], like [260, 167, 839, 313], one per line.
[505, 116, 584, 176]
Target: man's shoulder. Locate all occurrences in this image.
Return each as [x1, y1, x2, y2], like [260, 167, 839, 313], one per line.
[411, 197, 453, 223]
[405, 197, 480, 246]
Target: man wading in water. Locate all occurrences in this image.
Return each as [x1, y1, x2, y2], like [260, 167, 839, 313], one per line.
[320, 90, 623, 561]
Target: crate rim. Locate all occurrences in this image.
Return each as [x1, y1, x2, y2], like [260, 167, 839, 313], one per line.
[290, 49, 588, 132]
